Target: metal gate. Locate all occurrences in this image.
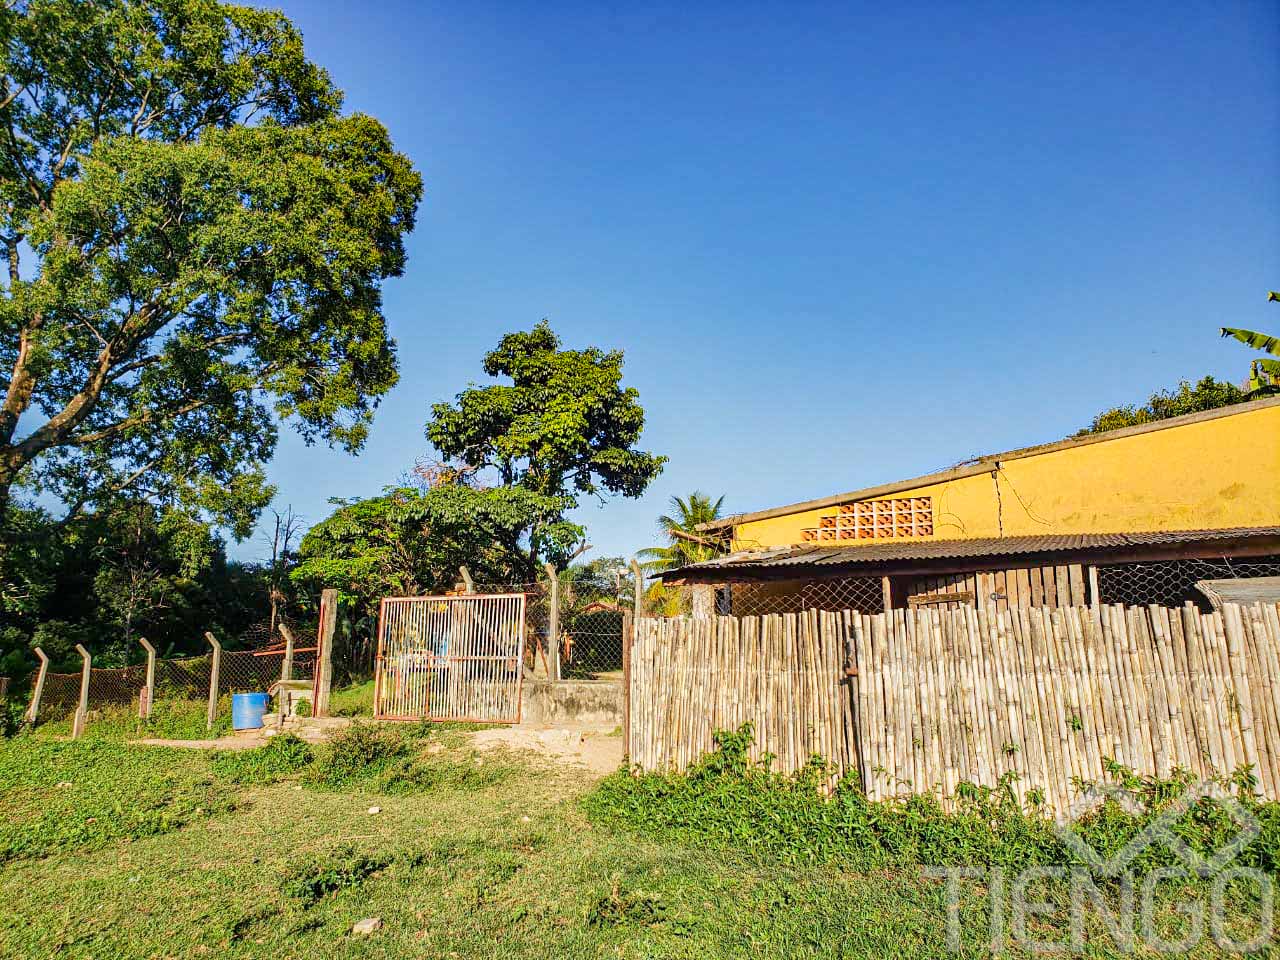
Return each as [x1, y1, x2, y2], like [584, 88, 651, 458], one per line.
[373, 593, 526, 722]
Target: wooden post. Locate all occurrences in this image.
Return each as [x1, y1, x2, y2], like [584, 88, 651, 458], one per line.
[278, 622, 295, 681]
[881, 575, 893, 613]
[26, 647, 50, 724]
[622, 611, 633, 759]
[138, 638, 156, 719]
[543, 562, 561, 681]
[459, 565, 475, 594]
[72, 644, 91, 739]
[690, 584, 714, 618]
[314, 588, 338, 717]
[1087, 565, 1101, 606]
[631, 559, 645, 618]
[205, 632, 222, 731]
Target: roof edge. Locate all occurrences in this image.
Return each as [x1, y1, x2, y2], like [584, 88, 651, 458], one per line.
[699, 396, 1280, 531]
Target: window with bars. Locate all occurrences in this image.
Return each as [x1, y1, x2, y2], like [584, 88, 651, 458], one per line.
[801, 497, 934, 542]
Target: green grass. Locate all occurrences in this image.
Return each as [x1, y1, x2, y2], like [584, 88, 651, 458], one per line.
[1, 724, 1276, 958]
[31, 696, 232, 741]
[329, 679, 375, 717]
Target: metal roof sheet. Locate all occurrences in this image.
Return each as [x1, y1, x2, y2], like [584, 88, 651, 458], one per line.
[665, 526, 1280, 576]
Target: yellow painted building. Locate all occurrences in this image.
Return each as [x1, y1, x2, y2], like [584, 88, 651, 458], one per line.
[673, 398, 1280, 614]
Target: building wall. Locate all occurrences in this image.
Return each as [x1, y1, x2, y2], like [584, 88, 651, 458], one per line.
[731, 402, 1280, 550]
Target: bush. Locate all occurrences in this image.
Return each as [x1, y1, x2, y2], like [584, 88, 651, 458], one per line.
[211, 734, 313, 784]
[585, 724, 1280, 878]
[305, 722, 408, 789]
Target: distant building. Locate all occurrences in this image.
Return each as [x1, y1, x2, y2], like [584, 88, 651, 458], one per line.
[666, 397, 1280, 614]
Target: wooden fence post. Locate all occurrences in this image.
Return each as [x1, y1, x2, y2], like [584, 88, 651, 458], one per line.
[622, 611, 633, 759]
[544, 562, 561, 681]
[631, 559, 645, 618]
[278, 623, 295, 681]
[205, 632, 222, 731]
[459, 565, 475, 594]
[138, 638, 156, 719]
[72, 644, 91, 738]
[314, 588, 337, 717]
[26, 646, 50, 724]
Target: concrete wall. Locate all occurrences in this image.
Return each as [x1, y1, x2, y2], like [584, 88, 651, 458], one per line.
[732, 401, 1280, 550]
[521, 679, 622, 725]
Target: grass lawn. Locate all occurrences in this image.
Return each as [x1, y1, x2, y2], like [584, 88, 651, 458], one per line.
[0, 723, 1273, 959]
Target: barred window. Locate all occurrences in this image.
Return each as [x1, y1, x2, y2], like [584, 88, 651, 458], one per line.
[801, 497, 933, 542]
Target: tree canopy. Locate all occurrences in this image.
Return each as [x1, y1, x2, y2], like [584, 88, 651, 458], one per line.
[426, 320, 665, 576]
[0, 0, 421, 530]
[1073, 375, 1248, 437]
[1220, 291, 1280, 396]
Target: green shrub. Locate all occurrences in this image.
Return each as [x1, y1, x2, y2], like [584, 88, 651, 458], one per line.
[211, 735, 313, 784]
[279, 844, 390, 906]
[305, 722, 407, 789]
[585, 724, 1280, 878]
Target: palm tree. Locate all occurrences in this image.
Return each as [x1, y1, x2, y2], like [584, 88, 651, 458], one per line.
[1220, 291, 1280, 396]
[637, 492, 727, 573]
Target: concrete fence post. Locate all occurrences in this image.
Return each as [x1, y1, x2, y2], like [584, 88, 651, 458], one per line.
[630, 559, 645, 619]
[278, 623, 295, 681]
[459, 566, 475, 594]
[544, 562, 561, 681]
[138, 638, 156, 719]
[72, 644, 91, 739]
[314, 588, 337, 717]
[26, 646, 50, 724]
[205, 632, 222, 731]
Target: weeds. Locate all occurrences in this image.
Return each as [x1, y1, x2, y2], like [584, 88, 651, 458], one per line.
[279, 844, 392, 906]
[210, 734, 313, 784]
[586, 724, 1280, 878]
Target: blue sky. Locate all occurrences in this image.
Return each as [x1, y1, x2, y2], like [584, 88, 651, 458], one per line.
[239, 0, 1279, 563]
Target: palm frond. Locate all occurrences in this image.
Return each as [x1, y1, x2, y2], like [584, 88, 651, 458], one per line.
[1221, 326, 1280, 357]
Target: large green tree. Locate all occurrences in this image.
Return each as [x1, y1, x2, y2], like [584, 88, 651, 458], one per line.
[0, 0, 421, 529]
[426, 321, 665, 578]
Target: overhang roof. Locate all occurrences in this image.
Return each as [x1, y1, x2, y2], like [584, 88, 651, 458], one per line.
[663, 526, 1280, 581]
[697, 396, 1280, 532]
[1196, 576, 1280, 610]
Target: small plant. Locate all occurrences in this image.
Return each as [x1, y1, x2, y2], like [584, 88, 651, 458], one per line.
[279, 845, 390, 906]
[211, 734, 313, 784]
[1067, 714, 1083, 732]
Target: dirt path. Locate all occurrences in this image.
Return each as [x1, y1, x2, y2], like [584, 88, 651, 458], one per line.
[470, 723, 624, 775]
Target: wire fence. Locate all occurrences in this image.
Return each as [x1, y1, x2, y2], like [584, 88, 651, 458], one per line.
[1097, 555, 1280, 608]
[31, 646, 316, 721]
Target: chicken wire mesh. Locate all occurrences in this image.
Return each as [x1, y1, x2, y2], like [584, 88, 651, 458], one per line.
[702, 576, 886, 617]
[1096, 555, 1280, 609]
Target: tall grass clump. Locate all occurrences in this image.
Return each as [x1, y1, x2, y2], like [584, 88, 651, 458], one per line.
[211, 734, 314, 784]
[585, 724, 1280, 878]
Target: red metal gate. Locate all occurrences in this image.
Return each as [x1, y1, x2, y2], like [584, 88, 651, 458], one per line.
[373, 593, 526, 723]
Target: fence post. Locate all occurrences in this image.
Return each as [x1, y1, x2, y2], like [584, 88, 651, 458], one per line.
[622, 611, 633, 758]
[459, 565, 475, 594]
[543, 562, 561, 681]
[630, 559, 645, 618]
[138, 638, 156, 719]
[278, 623, 295, 681]
[314, 587, 337, 717]
[72, 644, 91, 739]
[26, 646, 50, 724]
[205, 632, 222, 731]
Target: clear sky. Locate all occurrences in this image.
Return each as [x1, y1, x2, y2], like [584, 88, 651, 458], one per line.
[236, 0, 1279, 563]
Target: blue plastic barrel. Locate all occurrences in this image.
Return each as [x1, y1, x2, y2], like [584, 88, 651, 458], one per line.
[232, 692, 271, 730]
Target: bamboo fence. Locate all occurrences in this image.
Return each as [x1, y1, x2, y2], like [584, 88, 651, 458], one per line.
[627, 602, 1280, 813]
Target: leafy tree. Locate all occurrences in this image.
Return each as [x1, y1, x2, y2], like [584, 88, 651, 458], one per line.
[1220, 291, 1280, 396]
[426, 321, 665, 577]
[637, 492, 727, 572]
[0, 0, 422, 530]
[1074, 375, 1248, 437]
[290, 476, 563, 622]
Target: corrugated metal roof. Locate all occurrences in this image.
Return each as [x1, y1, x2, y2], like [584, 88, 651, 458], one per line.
[665, 526, 1280, 576]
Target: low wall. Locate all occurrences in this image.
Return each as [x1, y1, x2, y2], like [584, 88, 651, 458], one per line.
[521, 679, 622, 725]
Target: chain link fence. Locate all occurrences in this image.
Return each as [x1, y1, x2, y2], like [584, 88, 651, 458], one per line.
[1097, 554, 1280, 608]
[686, 576, 885, 617]
[29, 639, 316, 722]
